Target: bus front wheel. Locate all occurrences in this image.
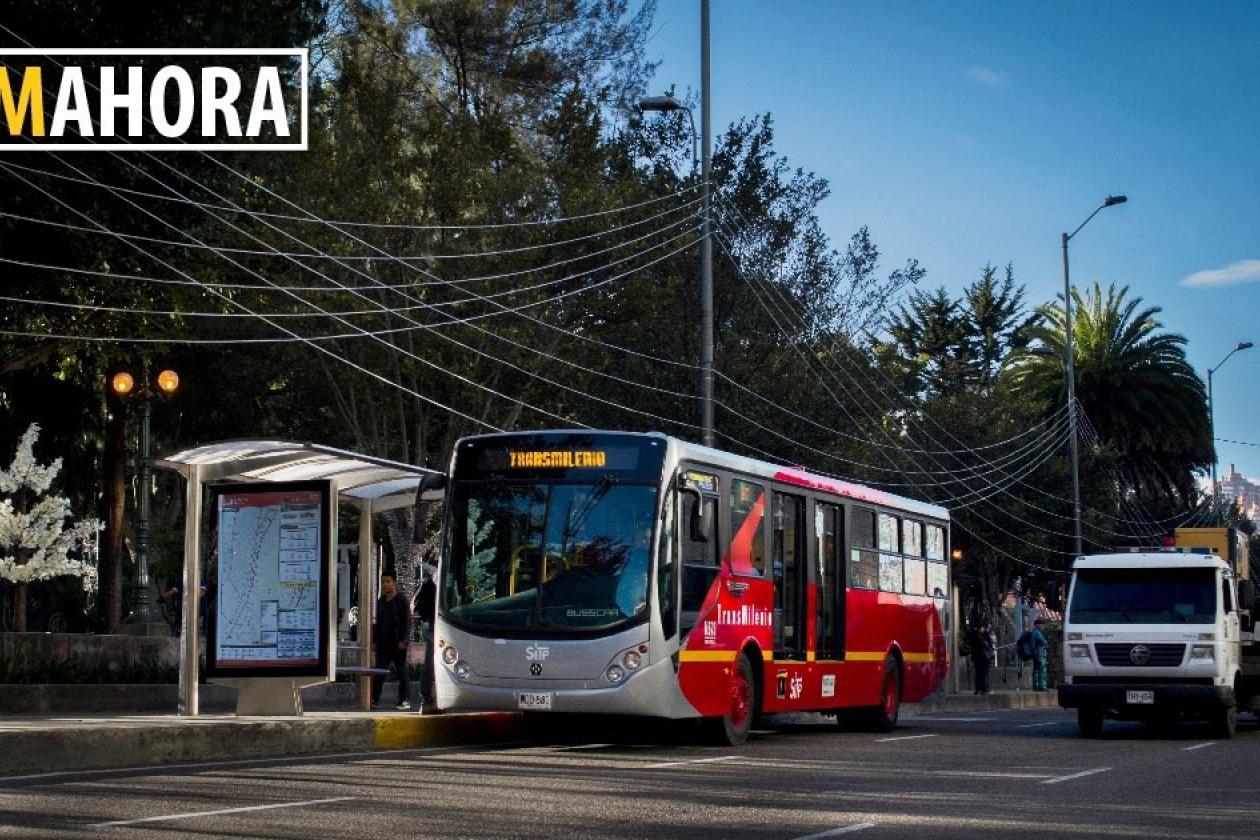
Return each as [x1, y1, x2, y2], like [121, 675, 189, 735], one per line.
[707, 652, 754, 746]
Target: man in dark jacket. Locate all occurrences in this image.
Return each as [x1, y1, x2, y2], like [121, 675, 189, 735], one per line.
[415, 565, 438, 710]
[372, 571, 412, 710]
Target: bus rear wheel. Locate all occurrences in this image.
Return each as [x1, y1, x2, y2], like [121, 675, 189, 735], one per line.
[868, 657, 901, 733]
[707, 652, 754, 746]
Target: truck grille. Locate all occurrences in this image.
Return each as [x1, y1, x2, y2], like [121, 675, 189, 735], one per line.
[1094, 643, 1185, 667]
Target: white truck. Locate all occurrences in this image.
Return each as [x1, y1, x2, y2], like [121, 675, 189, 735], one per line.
[1058, 549, 1259, 738]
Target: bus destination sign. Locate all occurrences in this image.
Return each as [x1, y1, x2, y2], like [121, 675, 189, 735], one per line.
[509, 450, 607, 469]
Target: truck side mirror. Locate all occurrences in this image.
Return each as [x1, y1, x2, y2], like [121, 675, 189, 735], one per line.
[1240, 579, 1255, 612]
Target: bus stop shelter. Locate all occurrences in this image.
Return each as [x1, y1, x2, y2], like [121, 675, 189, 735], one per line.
[157, 440, 442, 716]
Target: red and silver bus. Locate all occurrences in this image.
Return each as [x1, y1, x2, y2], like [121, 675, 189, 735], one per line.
[432, 430, 951, 744]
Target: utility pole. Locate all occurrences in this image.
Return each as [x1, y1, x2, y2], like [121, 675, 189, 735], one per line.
[700, 0, 714, 447]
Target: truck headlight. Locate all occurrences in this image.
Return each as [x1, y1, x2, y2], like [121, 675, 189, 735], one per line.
[1069, 644, 1091, 660]
[1189, 645, 1214, 661]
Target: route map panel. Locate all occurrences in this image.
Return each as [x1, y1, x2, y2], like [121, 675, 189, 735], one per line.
[214, 486, 326, 670]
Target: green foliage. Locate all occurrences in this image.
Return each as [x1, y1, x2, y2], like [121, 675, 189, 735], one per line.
[1006, 282, 1211, 502]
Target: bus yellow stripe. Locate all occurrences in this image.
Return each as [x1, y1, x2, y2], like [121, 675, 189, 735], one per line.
[846, 651, 935, 663]
[678, 650, 737, 663]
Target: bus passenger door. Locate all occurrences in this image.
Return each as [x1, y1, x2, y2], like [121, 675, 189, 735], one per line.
[815, 502, 844, 660]
[680, 488, 719, 638]
[773, 492, 806, 659]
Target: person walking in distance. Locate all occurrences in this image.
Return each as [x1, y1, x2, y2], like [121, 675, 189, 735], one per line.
[970, 619, 995, 695]
[1031, 618, 1050, 692]
[373, 571, 412, 710]
[415, 564, 438, 712]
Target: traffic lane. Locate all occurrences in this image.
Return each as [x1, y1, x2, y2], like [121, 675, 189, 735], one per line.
[2, 711, 1259, 839]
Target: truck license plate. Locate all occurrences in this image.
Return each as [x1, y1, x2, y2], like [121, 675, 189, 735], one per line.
[1126, 690, 1154, 705]
[518, 691, 552, 711]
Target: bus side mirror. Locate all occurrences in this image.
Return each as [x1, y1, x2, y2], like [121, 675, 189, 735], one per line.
[412, 473, 448, 541]
[681, 486, 710, 543]
[1240, 579, 1255, 612]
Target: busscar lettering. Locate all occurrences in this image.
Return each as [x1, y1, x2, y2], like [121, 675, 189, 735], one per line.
[508, 450, 607, 469]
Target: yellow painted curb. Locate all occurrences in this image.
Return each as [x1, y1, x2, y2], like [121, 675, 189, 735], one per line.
[373, 712, 524, 749]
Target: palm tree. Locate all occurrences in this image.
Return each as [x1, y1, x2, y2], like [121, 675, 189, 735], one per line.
[1005, 282, 1211, 501]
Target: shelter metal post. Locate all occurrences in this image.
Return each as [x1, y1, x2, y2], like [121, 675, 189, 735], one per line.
[179, 464, 202, 716]
[357, 499, 373, 711]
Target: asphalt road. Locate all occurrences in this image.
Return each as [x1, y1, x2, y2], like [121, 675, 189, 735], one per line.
[2, 707, 1258, 839]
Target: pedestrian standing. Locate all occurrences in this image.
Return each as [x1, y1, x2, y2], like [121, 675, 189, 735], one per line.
[372, 571, 413, 710]
[1031, 617, 1050, 692]
[970, 619, 995, 695]
[415, 564, 438, 711]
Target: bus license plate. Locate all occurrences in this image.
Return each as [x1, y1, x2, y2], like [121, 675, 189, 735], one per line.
[1126, 690, 1154, 705]
[518, 692, 552, 711]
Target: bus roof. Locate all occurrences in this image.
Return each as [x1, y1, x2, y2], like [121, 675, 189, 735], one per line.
[455, 429, 949, 522]
[1072, 553, 1227, 570]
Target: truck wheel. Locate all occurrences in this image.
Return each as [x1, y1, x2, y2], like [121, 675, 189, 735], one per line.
[867, 657, 902, 733]
[1213, 704, 1237, 740]
[1077, 706, 1104, 738]
[706, 652, 754, 746]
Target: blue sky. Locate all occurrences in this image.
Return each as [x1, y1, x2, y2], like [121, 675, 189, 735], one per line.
[643, 0, 1260, 484]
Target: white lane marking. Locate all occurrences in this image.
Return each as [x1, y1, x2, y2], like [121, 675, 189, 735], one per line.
[793, 821, 876, 839]
[645, 755, 739, 769]
[1182, 742, 1217, 752]
[1017, 722, 1057, 729]
[0, 741, 517, 786]
[1042, 767, 1111, 785]
[91, 796, 355, 828]
[909, 717, 994, 722]
[874, 733, 939, 743]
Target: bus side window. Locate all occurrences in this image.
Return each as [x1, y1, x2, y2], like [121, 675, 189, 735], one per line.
[850, 507, 878, 589]
[926, 524, 948, 598]
[681, 492, 719, 635]
[878, 512, 901, 593]
[729, 478, 766, 576]
[657, 487, 678, 640]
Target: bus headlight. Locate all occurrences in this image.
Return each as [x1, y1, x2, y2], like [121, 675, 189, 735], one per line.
[622, 651, 642, 671]
[442, 646, 459, 666]
[1069, 644, 1091, 660]
[454, 660, 473, 680]
[606, 664, 625, 684]
[1189, 645, 1214, 661]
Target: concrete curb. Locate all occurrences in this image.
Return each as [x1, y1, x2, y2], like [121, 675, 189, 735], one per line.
[906, 691, 1061, 715]
[0, 712, 525, 777]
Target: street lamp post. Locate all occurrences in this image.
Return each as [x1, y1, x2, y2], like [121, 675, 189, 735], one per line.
[1208, 341, 1254, 515]
[111, 365, 180, 625]
[637, 1, 713, 447]
[1061, 194, 1127, 557]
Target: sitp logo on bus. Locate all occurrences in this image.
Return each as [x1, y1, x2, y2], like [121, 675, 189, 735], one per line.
[525, 644, 551, 662]
[0, 48, 308, 151]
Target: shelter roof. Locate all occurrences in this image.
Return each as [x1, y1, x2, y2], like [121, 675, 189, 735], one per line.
[156, 439, 442, 511]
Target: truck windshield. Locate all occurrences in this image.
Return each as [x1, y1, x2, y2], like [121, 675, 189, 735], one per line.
[1068, 568, 1216, 624]
[441, 481, 656, 634]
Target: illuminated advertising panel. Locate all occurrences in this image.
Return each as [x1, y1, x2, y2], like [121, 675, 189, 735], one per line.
[207, 480, 331, 678]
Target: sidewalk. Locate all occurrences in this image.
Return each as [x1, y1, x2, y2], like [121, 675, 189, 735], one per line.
[0, 689, 1061, 778]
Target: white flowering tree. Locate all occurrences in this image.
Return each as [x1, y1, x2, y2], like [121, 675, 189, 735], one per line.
[0, 424, 99, 632]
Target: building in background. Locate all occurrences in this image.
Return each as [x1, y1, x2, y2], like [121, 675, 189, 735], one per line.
[1220, 464, 1260, 520]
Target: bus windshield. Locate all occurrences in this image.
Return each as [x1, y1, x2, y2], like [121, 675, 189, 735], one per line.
[442, 480, 657, 633]
[1068, 567, 1216, 625]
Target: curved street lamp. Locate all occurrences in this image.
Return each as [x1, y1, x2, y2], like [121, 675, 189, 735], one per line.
[1208, 341, 1254, 513]
[1061, 195, 1127, 556]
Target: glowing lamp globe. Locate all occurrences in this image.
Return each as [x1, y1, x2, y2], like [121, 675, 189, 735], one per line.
[111, 371, 135, 396]
[156, 369, 180, 395]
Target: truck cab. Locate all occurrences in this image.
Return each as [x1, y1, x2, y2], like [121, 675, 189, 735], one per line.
[1058, 551, 1249, 738]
